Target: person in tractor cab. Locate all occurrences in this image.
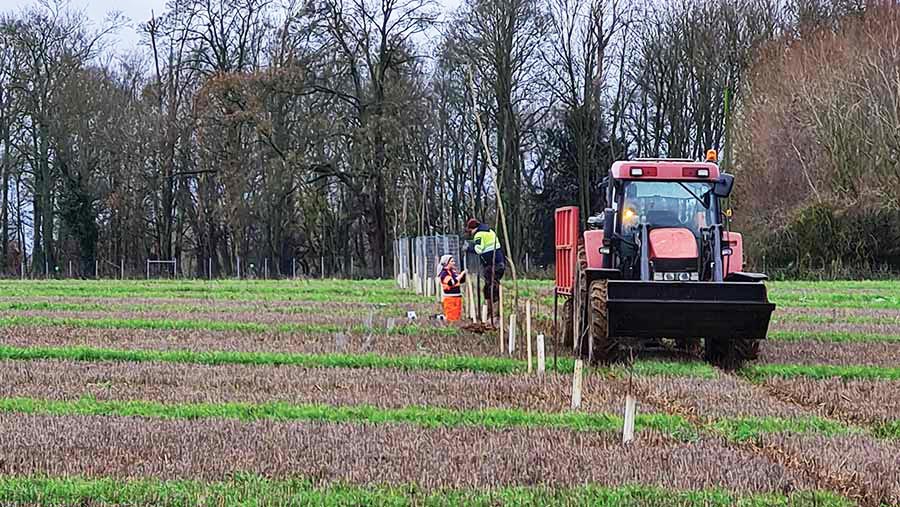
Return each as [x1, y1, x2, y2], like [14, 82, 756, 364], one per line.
[438, 255, 466, 321]
[466, 218, 506, 317]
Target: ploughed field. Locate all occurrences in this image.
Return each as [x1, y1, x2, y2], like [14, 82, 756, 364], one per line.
[0, 279, 898, 506]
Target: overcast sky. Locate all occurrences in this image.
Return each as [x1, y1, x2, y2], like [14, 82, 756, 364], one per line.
[2, 0, 458, 53]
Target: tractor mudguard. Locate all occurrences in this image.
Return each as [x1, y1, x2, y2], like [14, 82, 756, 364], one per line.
[604, 281, 775, 340]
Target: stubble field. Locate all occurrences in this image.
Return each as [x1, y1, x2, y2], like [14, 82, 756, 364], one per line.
[0, 278, 898, 506]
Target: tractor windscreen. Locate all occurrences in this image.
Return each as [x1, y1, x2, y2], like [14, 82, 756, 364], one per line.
[620, 181, 716, 235]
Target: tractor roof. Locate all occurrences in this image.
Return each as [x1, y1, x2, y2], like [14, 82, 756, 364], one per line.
[610, 160, 720, 181]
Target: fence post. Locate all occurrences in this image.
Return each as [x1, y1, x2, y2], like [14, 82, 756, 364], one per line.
[264, 258, 269, 280]
[174, 258, 178, 279]
[68, 260, 72, 279]
[45, 260, 48, 279]
[350, 257, 354, 280]
[95, 259, 98, 279]
[381, 255, 384, 279]
[237, 256, 241, 280]
[292, 258, 296, 279]
[146, 259, 150, 280]
[209, 258, 213, 280]
[321, 257, 325, 279]
[120, 258, 125, 280]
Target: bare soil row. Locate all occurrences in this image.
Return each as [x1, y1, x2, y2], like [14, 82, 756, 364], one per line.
[758, 340, 900, 367]
[0, 325, 502, 357]
[761, 377, 900, 425]
[0, 359, 626, 414]
[759, 432, 900, 505]
[0, 413, 809, 493]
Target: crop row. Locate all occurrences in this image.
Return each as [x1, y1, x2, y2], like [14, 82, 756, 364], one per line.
[0, 475, 851, 507]
[0, 314, 457, 336]
[4, 313, 900, 348]
[0, 412, 821, 492]
[8, 356, 895, 432]
[6, 342, 900, 383]
[0, 396, 694, 437]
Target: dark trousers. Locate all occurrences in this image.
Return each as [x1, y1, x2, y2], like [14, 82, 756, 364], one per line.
[482, 263, 505, 303]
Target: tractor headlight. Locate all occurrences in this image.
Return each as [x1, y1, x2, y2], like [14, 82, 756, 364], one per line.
[622, 208, 638, 226]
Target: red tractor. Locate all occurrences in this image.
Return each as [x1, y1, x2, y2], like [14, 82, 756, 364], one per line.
[554, 154, 775, 368]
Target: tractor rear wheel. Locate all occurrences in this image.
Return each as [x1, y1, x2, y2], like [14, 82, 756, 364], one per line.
[589, 280, 621, 363]
[735, 338, 760, 361]
[704, 338, 757, 370]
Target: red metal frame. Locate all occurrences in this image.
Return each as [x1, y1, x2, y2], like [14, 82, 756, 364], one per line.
[555, 207, 579, 296]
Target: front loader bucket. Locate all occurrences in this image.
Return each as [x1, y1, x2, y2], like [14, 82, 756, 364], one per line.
[605, 281, 775, 340]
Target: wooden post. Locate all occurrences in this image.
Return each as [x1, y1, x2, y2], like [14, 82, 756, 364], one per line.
[264, 258, 269, 280]
[526, 301, 533, 373]
[68, 260, 72, 278]
[293, 258, 296, 279]
[120, 258, 125, 280]
[381, 255, 384, 279]
[321, 257, 325, 279]
[466, 278, 476, 322]
[571, 359, 584, 409]
[536, 334, 545, 374]
[623, 394, 636, 444]
[498, 286, 505, 354]
[508, 313, 516, 355]
[481, 304, 488, 324]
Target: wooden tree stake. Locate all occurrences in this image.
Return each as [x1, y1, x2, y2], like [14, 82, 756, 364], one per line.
[508, 313, 516, 355]
[499, 286, 505, 353]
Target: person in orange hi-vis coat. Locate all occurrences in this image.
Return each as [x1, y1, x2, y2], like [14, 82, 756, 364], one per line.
[438, 254, 466, 321]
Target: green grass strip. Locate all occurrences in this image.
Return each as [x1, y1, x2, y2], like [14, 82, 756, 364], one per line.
[770, 292, 900, 310]
[0, 344, 720, 380]
[709, 416, 862, 442]
[0, 315, 458, 336]
[0, 396, 870, 442]
[768, 330, 900, 343]
[0, 344, 530, 374]
[0, 280, 427, 304]
[742, 363, 900, 381]
[0, 397, 692, 438]
[772, 312, 900, 327]
[0, 475, 853, 507]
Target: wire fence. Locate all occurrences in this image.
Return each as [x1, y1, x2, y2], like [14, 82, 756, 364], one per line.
[1, 253, 396, 280]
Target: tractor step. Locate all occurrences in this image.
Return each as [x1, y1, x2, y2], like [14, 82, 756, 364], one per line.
[605, 281, 775, 340]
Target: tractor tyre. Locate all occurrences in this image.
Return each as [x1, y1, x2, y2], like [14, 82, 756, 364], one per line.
[704, 338, 748, 370]
[735, 338, 760, 361]
[572, 245, 588, 355]
[560, 298, 574, 348]
[589, 280, 620, 363]
[677, 338, 703, 357]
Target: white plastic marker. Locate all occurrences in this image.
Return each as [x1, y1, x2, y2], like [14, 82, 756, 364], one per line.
[571, 359, 583, 409]
[623, 394, 637, 444]
[526, 301, 533, 373]
[536, 334, 546, 374]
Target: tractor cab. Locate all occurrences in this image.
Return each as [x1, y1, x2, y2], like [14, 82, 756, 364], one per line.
[555, 154, 774, 368]
[599, 160, 731, 283]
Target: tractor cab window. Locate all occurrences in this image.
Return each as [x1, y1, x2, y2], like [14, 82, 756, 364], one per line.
[619, 181, 716, 235]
